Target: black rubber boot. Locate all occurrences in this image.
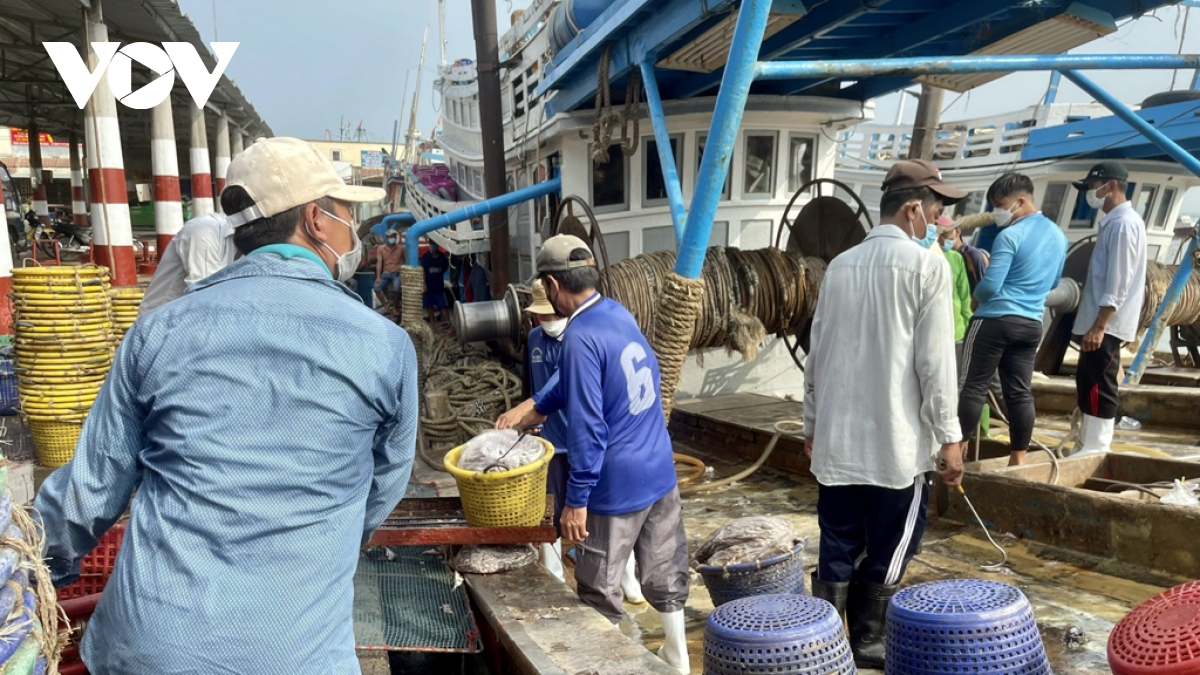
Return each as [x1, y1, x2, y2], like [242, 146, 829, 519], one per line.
[847, 576, 898, 669]
[810, 573, 849, 622]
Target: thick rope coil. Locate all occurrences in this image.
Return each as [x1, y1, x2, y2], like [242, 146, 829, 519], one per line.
[399, 266, 427, 332]
[653, 273, 705, 423]
[10, 501, 66, 671]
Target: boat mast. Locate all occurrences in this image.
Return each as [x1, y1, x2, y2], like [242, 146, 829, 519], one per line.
[406, 26, 430, 164]
[438, 0, 447, 66]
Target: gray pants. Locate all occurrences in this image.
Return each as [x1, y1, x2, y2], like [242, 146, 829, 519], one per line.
[574, 488, 690, 622]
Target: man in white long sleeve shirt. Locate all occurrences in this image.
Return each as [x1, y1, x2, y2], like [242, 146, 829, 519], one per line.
[1071, 161, 1147, 453]
[804, 159, 966, 670]
[141, 212, 236, 311]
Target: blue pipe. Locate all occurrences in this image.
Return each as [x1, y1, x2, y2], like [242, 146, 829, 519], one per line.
[1192, 67, 1200, 90]
[755, 54, 1200, 80]
[675, 0, 774, 279]
[639, 59, 687, 244]
[405, 176, 563, 266]
[1044, 71, 1062, 105]
[374, 212, 415, 236]
[1058, 70, 1200, 384]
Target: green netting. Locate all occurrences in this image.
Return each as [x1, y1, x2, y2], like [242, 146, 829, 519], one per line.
[353, 547, 481, 653]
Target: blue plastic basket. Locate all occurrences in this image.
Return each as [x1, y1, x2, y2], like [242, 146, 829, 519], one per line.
[0, 359, 17, 416]
[886, 579, 1051, 675]
[704, 593, 857, 675]
[696, 542, 806, 607]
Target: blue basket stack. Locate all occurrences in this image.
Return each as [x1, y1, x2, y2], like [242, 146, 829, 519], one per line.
[696, 543, 806, 607]
[704, 593, 857, 675]
[0, 356, 17, 416]
[885, 579, 1051, 675]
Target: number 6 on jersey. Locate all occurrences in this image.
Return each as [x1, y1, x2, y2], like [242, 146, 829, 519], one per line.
[620, 343, 657, 416]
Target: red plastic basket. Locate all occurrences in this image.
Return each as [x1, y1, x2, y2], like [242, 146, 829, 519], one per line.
[1109, 581, 1200, 675]
[56, 524, 126, 602]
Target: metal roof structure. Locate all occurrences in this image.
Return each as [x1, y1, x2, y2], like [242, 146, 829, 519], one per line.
[539, 0, 1187, 117]
[0, 0, 271, 177]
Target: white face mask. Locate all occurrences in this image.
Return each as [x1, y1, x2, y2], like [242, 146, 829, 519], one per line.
[541, 318, 568, 339]
[1085, 185, 1109, 210]
[991, 207, 1013, 228]
[310, 208, 362, 280]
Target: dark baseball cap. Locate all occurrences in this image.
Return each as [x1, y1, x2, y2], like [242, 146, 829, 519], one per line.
[1073, 161, 1128, 189]
[881, 159, 967, 204]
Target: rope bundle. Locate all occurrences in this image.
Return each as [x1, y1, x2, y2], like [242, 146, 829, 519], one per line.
[420, 358, 522, 451]
[653, 273, 704, 422]
[591, 45, 641, 164]
[1140, 260, 1200, 335]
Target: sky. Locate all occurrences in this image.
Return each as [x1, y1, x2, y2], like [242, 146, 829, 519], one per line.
[178, 0, 1200, 211]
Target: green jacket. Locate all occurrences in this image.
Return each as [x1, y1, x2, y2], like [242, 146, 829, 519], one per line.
[944, 248, 973, 341]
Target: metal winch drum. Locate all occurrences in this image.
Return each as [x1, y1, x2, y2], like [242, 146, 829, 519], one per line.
[451, 284, 523, 345]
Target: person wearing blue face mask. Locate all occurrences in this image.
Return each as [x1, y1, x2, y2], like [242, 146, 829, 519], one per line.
[957, 173, 1067, 466]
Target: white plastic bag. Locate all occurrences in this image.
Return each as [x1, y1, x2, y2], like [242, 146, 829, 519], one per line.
[1160, 480, 1199, 506]
[458, 429, 543, 473]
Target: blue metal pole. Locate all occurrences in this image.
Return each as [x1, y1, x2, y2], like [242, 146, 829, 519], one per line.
[640, 59, 688, 244]
[638, 59, 686, 243]
[375, 212, 415, 236]
[1058, 70, 1200, 384]
[404, 177, 563, 266]
[1044, 71, 1062, 105]
[675, 0, 774, 279]
[1191, 67, 1200, 90]
[754, 54, 1200, 80]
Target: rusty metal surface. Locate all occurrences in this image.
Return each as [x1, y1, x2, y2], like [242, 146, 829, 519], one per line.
[368, 496, 558, 547]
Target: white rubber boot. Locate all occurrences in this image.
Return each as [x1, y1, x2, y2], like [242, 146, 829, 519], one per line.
[539, 539, 564, 582]
[621, 553, 646, 604]
[1076, 414, 1114, 455]
[657, 609, 691, 674]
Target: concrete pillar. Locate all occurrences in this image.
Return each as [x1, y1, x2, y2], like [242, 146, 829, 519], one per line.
[151, 97, 184, 253]
[69, 130, 87, 226]
[27, 120, 49, 227]
[214, 111, 231, 212]
[83, 0, 137, 286]
[190, 107, 213, 217]
[0, 191, 12, 336]
[231, 127, 245, 157]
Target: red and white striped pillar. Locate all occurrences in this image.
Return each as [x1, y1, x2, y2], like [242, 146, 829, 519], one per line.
[27, 120, 49, 227]
[0, 191, 12, 336]
[83, 0, 136, 287]
[69, 130, 87, 226]
[151, 96, 184, 254]
[214, 111, 231, 212]
[231, 127, 245, 158]
[190, 106, 213, 217]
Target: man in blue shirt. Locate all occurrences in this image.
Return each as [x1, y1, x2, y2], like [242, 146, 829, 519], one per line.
[421, 242, 449, 323]
[958, 173, 1067, 466]
[505, 235, 690, 674]
[35, 137, 419, 674]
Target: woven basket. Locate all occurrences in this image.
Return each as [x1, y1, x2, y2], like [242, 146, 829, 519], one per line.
[696, 543, 808, 607]
[443, 438, 554, 528]
[28, 416, 85, 467]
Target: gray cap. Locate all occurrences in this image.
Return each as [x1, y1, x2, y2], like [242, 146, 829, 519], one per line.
[536, 235, 595, 273]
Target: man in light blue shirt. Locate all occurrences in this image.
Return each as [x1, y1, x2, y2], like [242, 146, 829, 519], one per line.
[35, 137, 418, 674]
[958, 173, 1067, 466]
[1071, 161, 1146, 454]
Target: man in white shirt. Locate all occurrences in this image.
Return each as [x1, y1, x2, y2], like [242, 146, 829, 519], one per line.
[1071, 161, 1147, 454]
[804, 159, 966, 670]
[142, 212, 237, 311]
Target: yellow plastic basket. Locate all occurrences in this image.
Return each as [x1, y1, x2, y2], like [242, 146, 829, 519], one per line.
[443, 438, 554, 528]
[27, 417, 85, 467]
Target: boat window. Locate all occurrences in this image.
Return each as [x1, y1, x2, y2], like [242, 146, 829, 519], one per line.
[643, 226, 676, 253]
[591, 144, 629, 213]
[952, 191, 985, 218]
[1147, 244, 1161, 262]
[743, 132, 777, 197]
[1135, 184, 1159, 223]
[331, 150, 341, 162]
[1153, 187, 1178, 231]
[605, 231, 631, 263]
[644, 136, 682, 207]
[710, 221, 729, 247]
[788, 134, 816, 195]
[697, 134, 731, 200]
[1068, 189, 1098, 229]
[1041, 183, 1070, 225]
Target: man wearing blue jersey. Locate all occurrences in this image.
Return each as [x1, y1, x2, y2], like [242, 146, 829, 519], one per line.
[506, 235, 690, 674]
[958, 173, 1068, 466]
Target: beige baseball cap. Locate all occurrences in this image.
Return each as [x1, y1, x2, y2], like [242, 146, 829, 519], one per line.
[223, 137, 386, 228]
[535, 235, 595, 273]
[525, 279, 555, 314]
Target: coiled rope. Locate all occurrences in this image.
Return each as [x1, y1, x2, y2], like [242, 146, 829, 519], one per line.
[592, 45, 641, 164]
[1140, 259, 1200, 336]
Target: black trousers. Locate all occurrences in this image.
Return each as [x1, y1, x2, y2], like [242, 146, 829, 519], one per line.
[959, 316, 1041, 450]
[817, 475, 931, 585]
[1075, 334, 1122, 419]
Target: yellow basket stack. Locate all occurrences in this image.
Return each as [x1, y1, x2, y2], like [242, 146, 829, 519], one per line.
[110, 287, 144, 343]
[443, 438, 554, 528]
[11, 266, 115, 467]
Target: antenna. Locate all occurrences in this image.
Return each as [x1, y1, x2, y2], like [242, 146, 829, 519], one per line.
[405, 26, 430, 163]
